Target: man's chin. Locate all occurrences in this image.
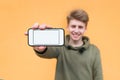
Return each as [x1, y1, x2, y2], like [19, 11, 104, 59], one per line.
[70, 35, 82, 41]
[71, 37, 80, 41]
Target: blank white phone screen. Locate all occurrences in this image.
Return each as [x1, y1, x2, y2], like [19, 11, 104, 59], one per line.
[33, 30, 59, 45]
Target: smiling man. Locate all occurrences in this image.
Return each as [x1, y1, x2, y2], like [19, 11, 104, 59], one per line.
[67, 19, 86, 47]
[25, 9, 103, 80]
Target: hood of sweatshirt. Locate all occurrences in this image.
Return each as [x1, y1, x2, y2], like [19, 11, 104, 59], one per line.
[65, 35, 90, 52]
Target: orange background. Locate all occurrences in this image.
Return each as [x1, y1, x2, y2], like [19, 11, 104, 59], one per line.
[0, 0, 120, 80]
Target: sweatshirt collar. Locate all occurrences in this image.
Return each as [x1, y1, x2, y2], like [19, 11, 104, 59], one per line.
[65, 35, 90, 51]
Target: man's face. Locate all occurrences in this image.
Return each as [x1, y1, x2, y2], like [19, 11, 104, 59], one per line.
[67, 19, 86, 41]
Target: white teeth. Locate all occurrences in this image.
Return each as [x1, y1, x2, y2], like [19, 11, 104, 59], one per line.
[72, 32, 80, 38]
[73, 35, 79, 37]
[73, 34, 79, 36]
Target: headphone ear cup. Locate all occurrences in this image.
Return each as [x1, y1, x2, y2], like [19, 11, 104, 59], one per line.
[79, 47, 86, 54]
[66, 45, 86, 54]
[66, 45, 72, 49]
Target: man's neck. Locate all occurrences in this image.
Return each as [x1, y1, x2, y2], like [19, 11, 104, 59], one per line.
[69, 38, 83, 47]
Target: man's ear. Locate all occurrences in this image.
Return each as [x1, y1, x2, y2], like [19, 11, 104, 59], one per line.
[66, 24, 69, 31]
[84, 26, 87, 33]
[66, 25, 70, 34]
[85, 26, 87, 30]
[66, 27, 68, 31]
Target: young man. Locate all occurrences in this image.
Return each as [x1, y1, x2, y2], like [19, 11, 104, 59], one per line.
[25, 9, 103, 80]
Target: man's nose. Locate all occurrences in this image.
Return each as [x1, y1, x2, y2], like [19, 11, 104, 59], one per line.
[74, 27, 79, 32]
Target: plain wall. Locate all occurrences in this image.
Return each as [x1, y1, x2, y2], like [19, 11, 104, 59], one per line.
[0, 0, 120, 80]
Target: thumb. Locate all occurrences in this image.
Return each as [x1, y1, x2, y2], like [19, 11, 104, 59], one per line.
[24, 32, 28, 36]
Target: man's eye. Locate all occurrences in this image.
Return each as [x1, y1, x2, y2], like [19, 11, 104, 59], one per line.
[78, 26, 83, 29]
[71, 25, 76, 28]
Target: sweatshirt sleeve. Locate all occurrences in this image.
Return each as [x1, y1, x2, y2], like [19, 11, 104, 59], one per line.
[93, 47, 103, 80]
[34, 47, 60, 59]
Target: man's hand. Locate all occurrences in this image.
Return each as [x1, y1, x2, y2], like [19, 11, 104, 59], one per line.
[24, 22, 52, 52]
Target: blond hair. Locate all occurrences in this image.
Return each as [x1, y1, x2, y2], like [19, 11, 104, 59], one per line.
[67, 9, 89, 26]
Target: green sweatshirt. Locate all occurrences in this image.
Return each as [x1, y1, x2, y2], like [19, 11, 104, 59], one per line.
[34, 35, 103, 80]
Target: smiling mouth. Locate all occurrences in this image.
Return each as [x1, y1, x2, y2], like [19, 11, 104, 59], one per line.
[73, 35, 79, 38]
[72, 34, 80, 38]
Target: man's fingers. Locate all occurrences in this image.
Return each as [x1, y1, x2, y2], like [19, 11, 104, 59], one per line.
[32, 22, 39, 29]
[46, 25, 52, 29]
[25, 23, 53, 36]
[24, 32, 28, 36]
[39, 24, 47, 30]
[39, 24, 52, 30]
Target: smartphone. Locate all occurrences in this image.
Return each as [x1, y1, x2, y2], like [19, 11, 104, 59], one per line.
[28, 28, 64, 46]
